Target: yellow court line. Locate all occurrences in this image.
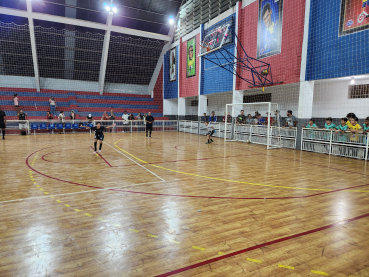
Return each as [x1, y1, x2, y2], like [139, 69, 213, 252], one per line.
[192, 246, 205, 251]
[129, 229, 139, 233]
[113, 140, 337, 192]
[278, 264, 294, 270]
[148, 234, 158, 238]
[218, 252, 225, 255]
[247, 258, 262, 263]
[311, 270, 329, 276]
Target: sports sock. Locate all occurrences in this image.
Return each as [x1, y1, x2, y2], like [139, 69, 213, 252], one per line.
[146, 131, 148, 136]
[99, 143, 102, 150]
[94, 141, 97, 151]
[210, 138, 213, 142]
[2, 130, 5, 138]
[208, 139, 210, 143]
[149, 130, 152, 137]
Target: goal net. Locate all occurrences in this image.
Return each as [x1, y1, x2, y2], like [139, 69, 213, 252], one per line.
[225, 102, 282, 149]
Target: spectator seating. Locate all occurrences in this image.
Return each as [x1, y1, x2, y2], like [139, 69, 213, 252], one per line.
[0, 87, 167, 120]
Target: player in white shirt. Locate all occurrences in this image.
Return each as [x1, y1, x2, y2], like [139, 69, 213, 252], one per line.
[121, 110, 129, 132]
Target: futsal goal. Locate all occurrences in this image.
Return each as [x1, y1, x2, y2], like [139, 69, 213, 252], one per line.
[225, 102, 282, 150]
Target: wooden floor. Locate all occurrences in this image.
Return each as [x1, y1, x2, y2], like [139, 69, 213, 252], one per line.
[0, 131, 369, 277]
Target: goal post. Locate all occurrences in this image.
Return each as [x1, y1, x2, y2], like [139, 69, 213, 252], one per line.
[225, 102, 282, 149]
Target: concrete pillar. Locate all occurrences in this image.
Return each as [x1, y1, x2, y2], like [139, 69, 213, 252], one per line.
[164, 99, 178, 115]
[64, 0, 77, 80]
[178, 97, 186, 117]
[298, 81, 314, 119]
[198, 95, 207, 117]
[98, 12, 113, 95]
[232, 90, 243, 117]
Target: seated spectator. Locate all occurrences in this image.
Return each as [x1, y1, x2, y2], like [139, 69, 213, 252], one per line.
[303, 119, 318, 129]
[325, 117, 336, 130]
[208, 111, 217, 123]
[86, 114, 93, 123]
[346, 112, 356, 129]
[335, 118, 348, 133]
[284, 110, 298, 128]
[223, 112, 231, 123]
[246, 114, 253, 124]
[253, 111, 259, 119]
[363, 117, 369, 134]
[256, 113, 265, 125]
[203, 113, 207, 122]
[272, 110, 281, 127]
[46, 111, 53, 122]
[349, 116, 361, 133]
[236, 110, 246, 125]
[18, 110, 27, 131]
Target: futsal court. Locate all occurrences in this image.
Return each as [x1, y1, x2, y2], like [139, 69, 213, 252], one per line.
[0, 131, 368, 276]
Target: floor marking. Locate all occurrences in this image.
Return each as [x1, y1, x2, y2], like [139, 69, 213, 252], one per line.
[105, 141, 165, 182]
[44, 192, 48, 195]
[148, 234, 158, 238]
[85, 213, 92, 217]
[129, 229, 139, 233]
[278, 264, 294, 270]
[192, 246, 205, 251]
[74, 209, 81, 212]
[113, 224, 121, 227]
[33, 182, 36, 185]
[36, 185, 40, 187]
[64, 204, 70, 207]
[97, 218, 106, 222]
[169, 240, 181, 244]
[39, 188, 43, 191]
[56, 200, 62, 203]
[311, 270, 329, 276]
[247, 258, 262, 263]
[218, 252, 225, 255]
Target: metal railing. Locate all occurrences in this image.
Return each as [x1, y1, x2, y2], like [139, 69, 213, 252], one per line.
[301, 128, 369, 160]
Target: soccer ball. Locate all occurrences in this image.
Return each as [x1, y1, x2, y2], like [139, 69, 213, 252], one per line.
[246, 140, 250, 143]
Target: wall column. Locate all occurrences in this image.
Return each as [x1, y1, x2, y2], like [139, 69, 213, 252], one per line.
[298, 81, 314, 119]
[232, 90, 243, 117]
[98, 12, 113, 95]
[198, 95, 207, 118]
[178, 97, 186, 118]
[64, 0, 77, 80]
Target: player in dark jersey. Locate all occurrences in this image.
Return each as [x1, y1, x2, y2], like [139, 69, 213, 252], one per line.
[0, 106, 6, 140]
[86, 122, 116, 153]
[145, 112, 155, 138]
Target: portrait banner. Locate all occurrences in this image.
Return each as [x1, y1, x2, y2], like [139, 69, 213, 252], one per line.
[187, 37, 196, 78]
[257, 0, 283, 59]
[339, 0, 369, 36]
[169, 47, 176, 82]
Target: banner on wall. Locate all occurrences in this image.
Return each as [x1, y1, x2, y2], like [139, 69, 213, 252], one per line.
[169, 47, 176, 82]
[257, 0, 283, 59]
[186, 37, 196, 78]
[339, 0, 369, 36]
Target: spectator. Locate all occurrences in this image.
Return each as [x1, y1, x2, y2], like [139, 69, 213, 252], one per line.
[253, 111, 259, 119]
[128, 113, 135, 121]
[265, 112, 273, 126]
[208, 111, 217, 123]
[58, 111, 65, 134]
[203, 113, 207, 122]
[13, 94, 20, 112]
[86, 114, 93, 123]
[0, 106, 6, 140]
[346, 112, 356, 129]
[49, 96, 57, 116]
[246, 114, 253, 124]
[223, 112, 231, 123]
[18, 110, 27, 132]
[325, 117, 336, 130]
[335, 118, 348, 134]
[362, 117, 369, 134]
[70, 110, 76, 122]
[256, 113, 265, 125]
[136, 112, 143, 120]
[349, 116, 361, 133]
[236, 110, 246, 125]
[109, 110, 116, 133]
[122, 110, 129, 132]
[46, 111, 53, 122]
[143, 113, 147, 121]
[303, 119, 318, 129]
[272, 110, 281, 127]
[101, 111, 109, 127]
[284, 110, 298, 128]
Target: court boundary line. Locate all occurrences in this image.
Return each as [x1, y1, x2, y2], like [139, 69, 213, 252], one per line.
[154, 211, 369, 276]
[90, 146, 113, 167]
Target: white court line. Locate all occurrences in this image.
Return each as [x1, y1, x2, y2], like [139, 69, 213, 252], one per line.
[103, 141, 165, 182]
[0, 180, 168, 204]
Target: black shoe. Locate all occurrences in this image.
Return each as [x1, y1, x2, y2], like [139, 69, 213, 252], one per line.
[210, 139, 213, 142]
[2, 137, 4, 140]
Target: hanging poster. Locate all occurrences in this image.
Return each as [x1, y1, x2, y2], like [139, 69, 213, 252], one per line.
[339, 0, 369, 36]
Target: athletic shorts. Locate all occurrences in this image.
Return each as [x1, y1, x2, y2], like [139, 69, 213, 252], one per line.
[95, 134, 104, 141]
[0, 122, 6, 129]
[146, 124, 153, 131]
[207, 130, 214, 136]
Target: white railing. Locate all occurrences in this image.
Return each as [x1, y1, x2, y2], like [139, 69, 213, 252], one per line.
[2, 120, 179, 135]
[178, 121, 297, 149]
[301, 128, 369, 160]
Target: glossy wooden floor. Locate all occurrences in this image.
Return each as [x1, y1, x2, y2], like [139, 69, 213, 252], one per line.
[0, 131, 369, 277]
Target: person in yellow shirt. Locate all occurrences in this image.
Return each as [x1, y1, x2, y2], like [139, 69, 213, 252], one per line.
[346, 112, 356, 129]
[349, 116, 362, 142]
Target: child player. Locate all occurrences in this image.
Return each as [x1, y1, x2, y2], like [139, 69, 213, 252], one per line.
[362, 117, 369, 133]
[304, 119, 318, 129]
[325, 117, 336, 130]
[204, 121, 214, 144]
[86, 122, 116, 153]
[335, 118, 348, 133]
[349, 116, 361, 133]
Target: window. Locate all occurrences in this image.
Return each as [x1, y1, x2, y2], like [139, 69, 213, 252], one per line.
[348, 84, 369, 99]
[243, 93, 272, 103]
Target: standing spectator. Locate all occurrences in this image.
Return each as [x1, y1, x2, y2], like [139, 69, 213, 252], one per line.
[101, 111, 109, 127]
[70, 110, 76, 122]
[0, 106, 6, 140]
[13, 94, 20, 112]
[109, 110, 116, 133]
[49, 96, 57, 116]
[325, 117, 336, 130]
[136, 112, 143, 120]
[145, 112, 155, 138]
[335, 118, 348, 134]
[346, 112, 356, 129]
[272, 110, 282, 127]
[203, 113, 207, 122]
[143, 113, 147, 121]
[86, 114, 93, 123]
[128, 113, 135, 121]
[208, 111, 217, 123]
[253, 111, 259, 119]
[46, 111, 53, 122]
[122, 111, 129, 132]
[256, 113, 265, 125]
[223, 112, 231, 123]
[265, 112, 273, 126]
[349, 116, 361, 132]
[284, 110, 298, 128]
[303, 119, 318, 129]
[18, 110, 27, 131]
[236, 110, 246, 125]
[246, 114, 253, 124]
[362, 117, 369, 134]
[58, 111, 65, 134]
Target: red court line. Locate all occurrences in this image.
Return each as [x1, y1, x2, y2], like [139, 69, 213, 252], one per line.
[42, 150, 102, 165]
[155, 212, 369, 276]
[26, 146, 369, 200]
[89, 146, 113, 167]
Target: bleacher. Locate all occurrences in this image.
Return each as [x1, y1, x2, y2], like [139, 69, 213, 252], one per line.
[0, 87, 166, 120]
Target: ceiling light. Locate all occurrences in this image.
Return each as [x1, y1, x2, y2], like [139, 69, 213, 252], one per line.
[112, 7, 117, 13]
[105, 5, 111, 12]
[351, 77, 355, 85]
[169, 16, 174, 25]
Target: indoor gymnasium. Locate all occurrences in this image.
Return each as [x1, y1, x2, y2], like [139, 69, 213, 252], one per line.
[1, 0, 369, 276]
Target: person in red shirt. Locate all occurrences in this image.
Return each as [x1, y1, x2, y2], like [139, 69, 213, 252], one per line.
[265, 112, 273, 126]
[101, 111, 110, 127]
[46, 111, 54, 121]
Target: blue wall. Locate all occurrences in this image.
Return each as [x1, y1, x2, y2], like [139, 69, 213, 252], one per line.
[164, 46, 178, 99]
[201, 14, 235, 95]
[306, 0, 369, 80]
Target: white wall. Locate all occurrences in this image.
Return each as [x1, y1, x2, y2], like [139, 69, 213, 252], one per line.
[207, 91, 233, 116]
[104, 82, 149, 95]
[0, 75, 36, 89]
[40, 77, 99, 92]
[185, 96, 198, 116]
[164, 98, 178, 115]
